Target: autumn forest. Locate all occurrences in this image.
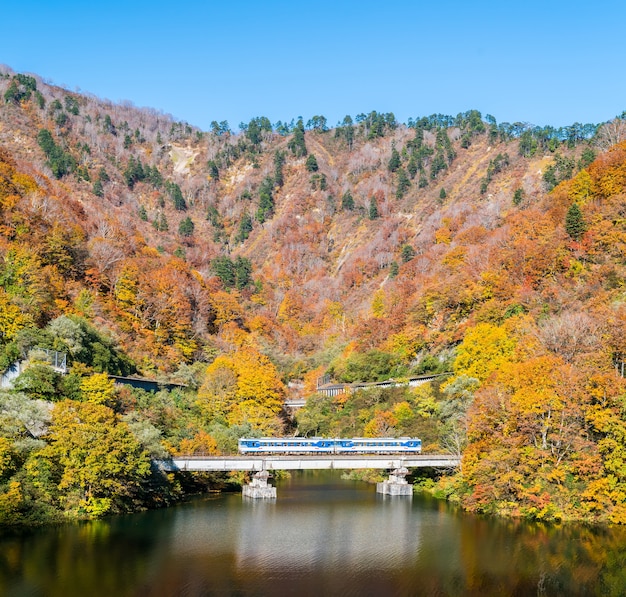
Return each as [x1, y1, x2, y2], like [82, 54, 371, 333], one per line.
[1, 67, 626, 525]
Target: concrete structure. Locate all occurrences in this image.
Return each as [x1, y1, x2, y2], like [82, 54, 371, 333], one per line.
[163, 454, 460, 472]
[315, 373, 452, 398]
[1, 350, 67, 389]
[1, 360, 22, 389]
[242, 470, 276, 499]
[376, 466, 413, 496]
[159, 454, 459, 499]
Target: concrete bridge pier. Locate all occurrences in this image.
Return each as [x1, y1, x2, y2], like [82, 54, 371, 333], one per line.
[242, 469, 276, 499]
[376, 466, 413, 496]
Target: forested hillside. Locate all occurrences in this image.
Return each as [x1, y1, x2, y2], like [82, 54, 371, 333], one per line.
[0, 66, 625, 524]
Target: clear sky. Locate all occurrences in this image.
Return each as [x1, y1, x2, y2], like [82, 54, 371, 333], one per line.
[2, 0, 625, 131]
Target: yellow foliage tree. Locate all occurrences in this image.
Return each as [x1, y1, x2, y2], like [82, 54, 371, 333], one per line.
[371, 289, 386, 318]
[0, 289, 33, 341]
[197, 346, 286, 432]
[80, 373, 117, 407]
[454, 322, 517, 382]
[177, 430, 219, 456]
[363, 411, 398, 437]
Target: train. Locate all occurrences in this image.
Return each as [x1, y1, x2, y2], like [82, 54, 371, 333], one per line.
[238, 437, 422, 454]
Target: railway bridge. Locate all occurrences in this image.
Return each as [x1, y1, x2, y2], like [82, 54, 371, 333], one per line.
[159, 454, 460, 499]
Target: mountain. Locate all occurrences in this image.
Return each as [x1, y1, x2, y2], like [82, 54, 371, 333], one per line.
[1, 66, 626, 523]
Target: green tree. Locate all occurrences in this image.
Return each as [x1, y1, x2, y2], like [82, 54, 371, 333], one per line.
[244, 116, 271, 145]
[396, 168, 411, 199]
[178, 216, 195, 237]
[307, 115, 328, 131]
[407, 153, 418, 178]
[256, 177, 274, 223]
[368, 197, 379, 220]
[439, 187, 447, 200]
[430, 152, 447, 179]
[341, 191, 354, 211]
[578, 147, 596, 170]
[3, 80, 21, 104]
[234, 256, 252, 290]
[123, 156, 145, 189]
[288, 119, 307, 157]
[211, 256, 236, 288]
[37, 129, 75, 179]
[513, 187, 525, 206]
[305, 154, 319, 172]
[166, 181, 186, 211]
[401, 244, 415, 263]
[273, 151, 285, 187]
[334, 349, 400, 383]
[236, 212, 253, 243]
[92, 179, 103, 197]
[388, 145, 401, 172]
[565, 202, 586, 240]
[64, 96, 80, 115]
[207, 160, 219, 180]
[518, 130, 538, 157]
[13, 363, 65, 401]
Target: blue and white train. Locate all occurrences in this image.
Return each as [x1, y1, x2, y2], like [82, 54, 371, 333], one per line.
[238, 437, 422, 454]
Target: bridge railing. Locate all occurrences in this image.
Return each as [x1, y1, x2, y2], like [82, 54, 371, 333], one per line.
[157, 453, 461, 472]
[315, 372, 453, 397]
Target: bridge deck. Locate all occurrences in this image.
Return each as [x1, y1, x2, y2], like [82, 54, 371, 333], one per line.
[162, 454, 460, 472]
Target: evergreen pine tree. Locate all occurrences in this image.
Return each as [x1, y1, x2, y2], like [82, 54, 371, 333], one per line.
[401, 244, 415, 263]
[273, 151, 285, 187]
[388, 145, 401, 172]
[341, 191, 354, 211]
[236, 212, 253, 243]
[396, 168, 411, 199]
[305, 154, 319, 172]
[288, 119, 307, 157]
[92, 179, 103, 197]
[256, 177, 274, 223]
[565, 202, 586, 240]
[234, 256, 252, 290]
[368, 197, 379, 220]
[178, 216, 195, 237]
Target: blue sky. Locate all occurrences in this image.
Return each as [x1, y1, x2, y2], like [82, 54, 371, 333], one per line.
[2, 1, 625, 131]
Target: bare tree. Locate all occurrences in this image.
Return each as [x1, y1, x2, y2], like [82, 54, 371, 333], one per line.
[595, 118, 626, 151]
[538, 310, 601, 363]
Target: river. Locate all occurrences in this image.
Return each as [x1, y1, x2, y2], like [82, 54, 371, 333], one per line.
[2, 470, 626, 596]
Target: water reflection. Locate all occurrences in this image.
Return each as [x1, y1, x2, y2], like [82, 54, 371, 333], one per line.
[229, 494, 419, 571]
[2, 471, 626, 596]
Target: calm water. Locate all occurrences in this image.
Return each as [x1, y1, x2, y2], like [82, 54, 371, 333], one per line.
[2, 471, 626, 596]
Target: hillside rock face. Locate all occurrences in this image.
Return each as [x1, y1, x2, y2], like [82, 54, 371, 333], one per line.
[0, 69, 619, 374]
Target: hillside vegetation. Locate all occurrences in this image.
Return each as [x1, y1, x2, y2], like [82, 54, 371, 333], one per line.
[0, 66, 625, 524]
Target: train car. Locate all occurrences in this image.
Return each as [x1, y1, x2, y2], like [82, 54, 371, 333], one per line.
[238, 437, 421, 454]
[335, 437, 422, 453]
[238, 437, 336, 454]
